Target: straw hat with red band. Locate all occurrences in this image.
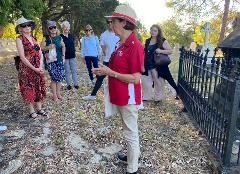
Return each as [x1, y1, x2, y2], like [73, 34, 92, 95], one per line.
[105, 4, 137, 26]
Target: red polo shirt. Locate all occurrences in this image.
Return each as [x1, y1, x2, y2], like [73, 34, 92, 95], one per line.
[108, 32, 144, 106]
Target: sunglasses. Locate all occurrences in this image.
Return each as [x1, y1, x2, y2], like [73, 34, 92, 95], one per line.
[20, 23, 32, 28]
[85, 29, 92, 32]
[107, 21, 112, 24]
[49, 26, 56, 30]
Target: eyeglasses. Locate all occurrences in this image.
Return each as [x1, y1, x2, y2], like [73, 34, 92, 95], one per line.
[49, 26, 56, 30]
[85, 29, 92, 32]
[112, 18, 124, 23]
[107, 21, 112, 24]
[20, 23, 32, 28]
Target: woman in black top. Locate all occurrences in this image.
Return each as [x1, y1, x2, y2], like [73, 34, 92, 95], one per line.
[60, 21, 79, 90]
[142, 24, 179, 102]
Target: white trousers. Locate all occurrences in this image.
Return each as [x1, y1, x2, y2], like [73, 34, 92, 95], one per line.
[142, 69, 165, 101]
[117, 104, 140, 173]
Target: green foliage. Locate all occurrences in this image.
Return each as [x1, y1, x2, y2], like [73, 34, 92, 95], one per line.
[159, 17, 194, 47]
[0, 0, 44, 25]
[0, 0, 11, 25]
[193, 11, 239, 46]
[135, 20, 149, 43]
[2, 22, 43, 40]
[166, 0, 240, 44]
[2, 23, 17, 38]
[41, 0, 118, 40]
[166, 0, 221, 24]
[0, 0, 118, 39]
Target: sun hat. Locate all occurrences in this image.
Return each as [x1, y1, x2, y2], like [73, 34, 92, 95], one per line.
[15, 16, 36, 34]
[47, 20, 57, 28]
[85, 24, 93, 30]
[105, 4, 137, 26]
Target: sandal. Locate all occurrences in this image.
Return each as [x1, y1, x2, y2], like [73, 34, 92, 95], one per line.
[175, 95, 180, 100]
[53, 96, 60, 103]
[36, 110, 48, 118]
[29, 112, 40, 120]
[57, 95, 63, 101]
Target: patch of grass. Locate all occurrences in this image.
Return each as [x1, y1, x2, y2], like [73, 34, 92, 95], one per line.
[94, 102, 104, 115]
[78, 169, 88, 174]
[53, 134, 65, 150]
[96, 133, 106, 140]
[77, 111, 86, 119]
[143, 132, 155, 141]
[169, 50, 180, 81]
[160, 100, 178, 113]
[39, 162, 48, 172]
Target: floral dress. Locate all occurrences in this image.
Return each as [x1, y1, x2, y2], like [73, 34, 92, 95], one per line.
[18, 35, 46, 103]
[45, 35, 65, 82]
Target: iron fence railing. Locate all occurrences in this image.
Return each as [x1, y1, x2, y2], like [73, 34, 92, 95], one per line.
[178, 47, 240, 173]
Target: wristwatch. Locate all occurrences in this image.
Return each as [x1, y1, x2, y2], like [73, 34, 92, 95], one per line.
[114, 73, 118, 78]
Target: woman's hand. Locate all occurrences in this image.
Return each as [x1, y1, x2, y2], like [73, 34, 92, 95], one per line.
[92, 63, 112, 76]
[49, 44, 55, 49]
[34, 67, 44, 75]
[39, 67, 44, 74]
[82, 57, 86, 64]
[155, 48, 163, 54]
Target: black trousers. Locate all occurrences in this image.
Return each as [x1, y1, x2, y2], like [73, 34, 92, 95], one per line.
[91, 61, 109, 96]
[85, 56, 98, 81]
[156, 66, 178, 94]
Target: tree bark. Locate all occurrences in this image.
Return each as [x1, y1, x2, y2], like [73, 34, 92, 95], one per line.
[0, 25, 4, 38]
[41, 15, 48, 36]
[218, 0, 230, 45]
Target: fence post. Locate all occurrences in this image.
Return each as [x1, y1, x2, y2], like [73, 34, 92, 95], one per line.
[222, 79, 240, 172]
[178, 46, 184, 84]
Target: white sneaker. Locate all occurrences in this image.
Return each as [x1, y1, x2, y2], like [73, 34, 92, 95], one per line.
[0, 125, 7, 131]
[82, 95, 96, 101]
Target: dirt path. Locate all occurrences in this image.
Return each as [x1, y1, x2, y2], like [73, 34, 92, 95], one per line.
[0, 56, 216, 174]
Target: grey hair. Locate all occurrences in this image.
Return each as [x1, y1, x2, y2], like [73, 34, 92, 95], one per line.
[62, 21, 70, 29]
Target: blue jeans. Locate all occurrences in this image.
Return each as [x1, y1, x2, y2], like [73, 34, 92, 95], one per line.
[85, 56, 98, 81]
[91, 61, 109, 96]
[64, 58, 78, 86]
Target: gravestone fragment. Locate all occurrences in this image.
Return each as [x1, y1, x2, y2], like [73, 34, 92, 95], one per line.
[200, 22, 215, 63]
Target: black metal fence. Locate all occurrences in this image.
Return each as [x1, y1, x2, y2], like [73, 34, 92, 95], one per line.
[177, 47, 240, 173]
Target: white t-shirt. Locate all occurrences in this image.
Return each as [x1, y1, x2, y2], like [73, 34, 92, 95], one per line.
[100, 30, 119, 62]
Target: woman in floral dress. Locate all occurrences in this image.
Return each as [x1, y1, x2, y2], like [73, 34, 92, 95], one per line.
[15, 17, 47, 119]
[41, 20, 65, 103]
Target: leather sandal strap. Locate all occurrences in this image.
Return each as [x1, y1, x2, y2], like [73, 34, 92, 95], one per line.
[29, 112, 38, 118]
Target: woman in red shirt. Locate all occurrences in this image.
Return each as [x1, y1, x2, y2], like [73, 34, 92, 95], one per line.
[92, 4, 144, 174]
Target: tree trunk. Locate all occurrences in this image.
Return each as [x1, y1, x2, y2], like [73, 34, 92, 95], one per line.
[218, 0, 230, 45]
[0, 25, 4, 38]
[41, 15, 48, 36]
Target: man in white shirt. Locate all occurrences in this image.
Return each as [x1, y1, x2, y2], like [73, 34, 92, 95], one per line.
[82, 19, 119, 100]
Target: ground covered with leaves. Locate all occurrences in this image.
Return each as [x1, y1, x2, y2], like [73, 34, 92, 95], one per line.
[0, 55, 217, 174]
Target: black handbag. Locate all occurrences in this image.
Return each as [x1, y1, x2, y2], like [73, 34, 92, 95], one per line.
[154, 53, 171, 66]
[14, 56, 20, 71]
